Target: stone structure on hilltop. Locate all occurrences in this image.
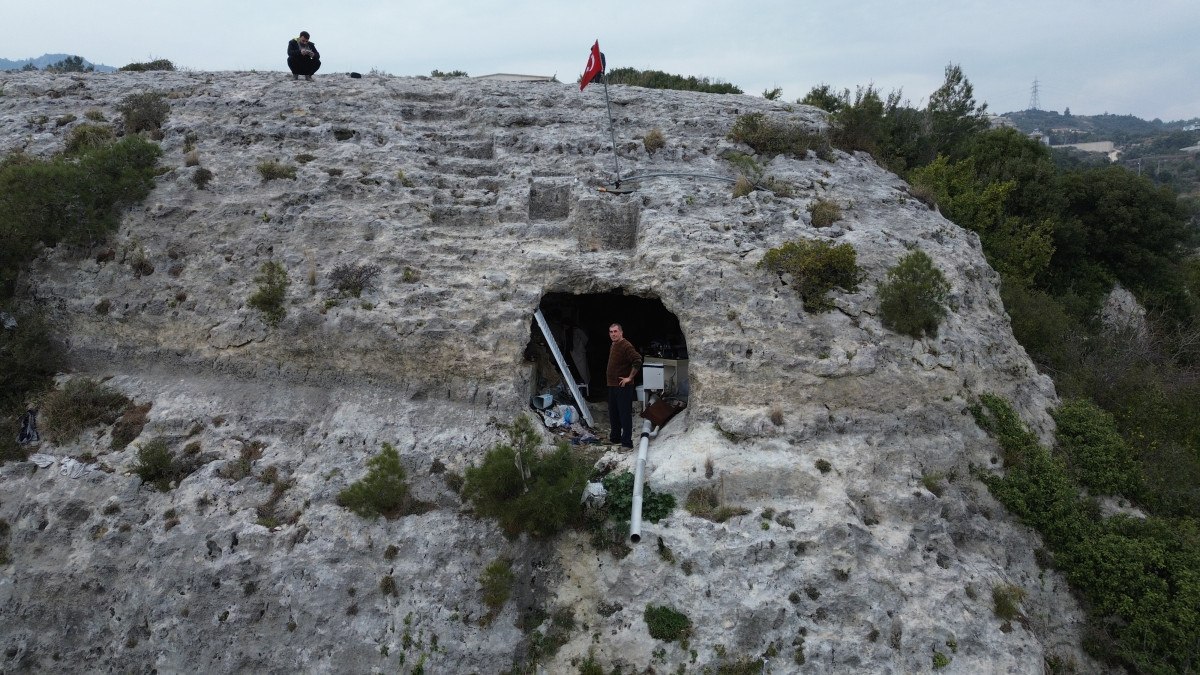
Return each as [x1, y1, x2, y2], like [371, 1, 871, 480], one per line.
[0, 70, 1093, 673]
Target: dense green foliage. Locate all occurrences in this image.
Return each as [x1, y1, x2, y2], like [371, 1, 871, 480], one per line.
[878, 250, 951, 338]
[1052, 399, 1141, 498]
[759, 239, 863, 312]
[134, 438, 177, 491]
[45, 56, 92, 73]
[0, 136, 162, 297]
[463, 416, 591, 538]
[604, 67, 741, 94]
[643, 605, 691, 642]
[337, 443, 423, 519]
[601, 471, 676, 524]
[119, 59, 176, 72]
[974, 396, 1200, 672]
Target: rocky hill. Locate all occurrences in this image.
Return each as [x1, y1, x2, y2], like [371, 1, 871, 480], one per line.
[0, 70, 1093, 673]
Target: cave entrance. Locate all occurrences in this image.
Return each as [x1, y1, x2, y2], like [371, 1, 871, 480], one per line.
[526, 290, 690, 427]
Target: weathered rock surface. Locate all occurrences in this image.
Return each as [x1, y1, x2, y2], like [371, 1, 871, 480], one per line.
[0, 70, 1094, 673]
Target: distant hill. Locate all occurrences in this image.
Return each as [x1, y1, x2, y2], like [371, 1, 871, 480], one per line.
[0, 53, 116, 72]
[1001, 109, 1200, 144]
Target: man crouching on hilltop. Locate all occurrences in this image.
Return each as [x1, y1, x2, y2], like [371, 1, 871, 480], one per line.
[287, 31, 321, 81]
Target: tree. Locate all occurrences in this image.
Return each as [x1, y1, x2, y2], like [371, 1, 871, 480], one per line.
[45, 56, 92, 73]
[800, 84, 844, 113]
[925, 64, 988, 162]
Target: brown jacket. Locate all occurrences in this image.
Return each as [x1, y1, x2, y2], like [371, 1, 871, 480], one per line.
[606, 338, 642, 387]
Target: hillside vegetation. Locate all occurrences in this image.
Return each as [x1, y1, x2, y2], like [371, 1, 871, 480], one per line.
[804, 67, 1199, 672]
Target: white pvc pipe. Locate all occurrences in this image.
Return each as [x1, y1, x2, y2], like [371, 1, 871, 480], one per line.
[629, 394, 657, 543]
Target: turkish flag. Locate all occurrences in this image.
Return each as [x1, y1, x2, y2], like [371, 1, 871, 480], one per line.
[580, 40, 603, 91]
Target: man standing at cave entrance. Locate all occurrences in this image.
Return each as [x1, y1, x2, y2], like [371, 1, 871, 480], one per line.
[606, 323, 641, 449]
[287, 31, 321, 81]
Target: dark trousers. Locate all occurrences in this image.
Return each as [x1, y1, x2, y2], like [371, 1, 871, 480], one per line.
[607, 385, 635, 446]
[288, 56, 321, 76]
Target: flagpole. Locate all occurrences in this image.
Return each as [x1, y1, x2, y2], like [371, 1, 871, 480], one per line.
[601, 73, 621, 188]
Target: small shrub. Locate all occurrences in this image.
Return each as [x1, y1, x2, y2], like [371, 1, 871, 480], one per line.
[40, 378, 129, 444]
[55, 114, 77, 128]
[807, 199, 842, 227]
[878, 250, 951, 339]
[135, 438, 176, 491]
[463, 416, 591, 538]
[329, 262, 382, 298]
[247, 261, 289, 326]
[256, 160, 296, 182]
[430, 69, 468, 78]
[933, 651, 951, 669]
[63, 123, 114, 155]
[815, 459, 832, 474]
[220, 440, 264, 481]
[759, 239, 863, 312]
[110, 402, 152, 450]
[644, 605, 690, 642]
[337, 443, 427, 519]
[84, 109, 106, 122]
[643, 128, 665, 155]
[396, 170, 414, 187]
[402, 267, 421, 283]
[332, 128, 356, 141]
[380, 575, 397, 596]
[481, 557, 514, 615]
[732, 175, 754, 198]
[992, 584, 1026, 621]
[116, 92, 170, 135]
[294, 153, 316, 164]
[729, 112, 831, 158]
[684, 485, 748, 523]
[922, 471, 946, 497]
[192, 167, 213, 189]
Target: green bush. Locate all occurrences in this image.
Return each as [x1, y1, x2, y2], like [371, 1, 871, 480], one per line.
[40, 378, 129, 444]
[247, 261, 289, 326]
[192, 167, 213, 190]
[463, 416, 591, 538]
[1052, 399, 1140, 498]
[116, 92, 170, 135]
[257, 160, 297, 181]
[134, 438, 176, 491]
[975, 395, 1200, 672]
[337, 443, 425, 519]
[729, 112, 831, 158]
[0, 308, 62, 410]
[759, 239, 863, 312]
[878, 250, 951, 338]
[604, 67, 742, 94]
[807, 198, 842, 227]
[643, 605, 691, 642]
[63, 123, 115, 155]
[119, 59, 176, 72]
[601, 471, 676, 523]
[992, 584, 1026, 621]
[0, 137, 161, 297]
[480, 557, 514, 614]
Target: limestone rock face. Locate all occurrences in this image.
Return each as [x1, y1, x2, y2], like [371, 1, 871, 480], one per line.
[0, 70, 1092, 673]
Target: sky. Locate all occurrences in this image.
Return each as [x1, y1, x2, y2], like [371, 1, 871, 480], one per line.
[5, 0, 1199, 121]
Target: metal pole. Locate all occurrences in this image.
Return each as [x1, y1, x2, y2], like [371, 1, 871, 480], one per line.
[533, 309, 595, 428]
[601, 75, 621, 188]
